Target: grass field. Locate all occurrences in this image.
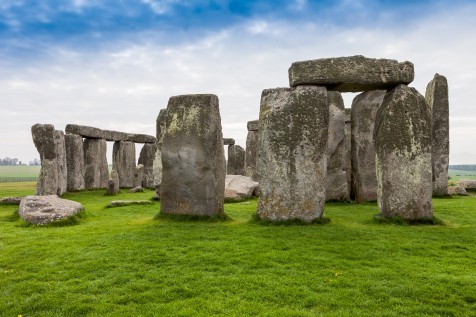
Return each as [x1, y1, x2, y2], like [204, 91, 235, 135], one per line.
[449, 169, 476, 181]
[1, 183, 475, 316]
[0, 166, 41, 178]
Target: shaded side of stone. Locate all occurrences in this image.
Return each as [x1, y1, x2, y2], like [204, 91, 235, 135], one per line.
[326, 91, 348, 201]
[374, 84, 433, 220]
[288, 55, 414, 92]
[112, 141, 136, 188]
[247, 120, 259, 131]
[227, 145, 246, 175]
[223, 138, 235, 145]
[65, 134, 85, 191]
[425, 74, 449, 196]
[106, 169, 120, 195]
[160, 94, 225, 216]
[54, 130, 68, 195]
[36, 159, 59, 196]
[31, 124, 58, 195]
[134, 164, 145, 188]
[344, 108, 353, 200]
[83, 138, 103, 189]
[65, 124, 103, 139]
[98, 139, 109, 188]
[153, 109, 167, 187]
[138, 143, 157, 188]
[245, 130, 259, 180]
[351, 90, 386, 202]
[257, 86, 328, 222]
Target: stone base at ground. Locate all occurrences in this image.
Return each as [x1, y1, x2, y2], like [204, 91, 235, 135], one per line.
[19, 195, 84, 225]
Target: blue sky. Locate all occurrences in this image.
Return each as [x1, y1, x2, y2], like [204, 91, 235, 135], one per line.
[1, 0, 476, 164]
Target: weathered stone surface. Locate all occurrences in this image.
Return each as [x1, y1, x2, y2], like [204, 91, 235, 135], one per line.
[223, 138, 235, 145]
[374, 84, 433, 220]
[245, 130, 259, 180]
[288, 55, 414, 92]
[65, 134, 85, 191]
[83, 138, 108, 189]
[54, 130, 67, 195]
[351, 90, 386, 202]
[106, 170, 120, 195]
[112, 141, 136, 188]
[227, 145, 245, 175]
[129, 186, 144, 193]
[247, 120, 259, 131]
[0, 196, 23, 205]
[161, 94, 226, 216]
[152, 109, 167, 187]
[138, 143, 157, 188]
[225, 175, 259, 199]
[326, 91, 348, 201]
[32, 124, 57, 160]
[426, 74, 449, 196]
[448, 185, 468, 196]
[19, 195, 83, 225]
[257, 86, 328, 222]
[103, 130, 128, 142]
[344, 108, 353, 199]
[65, 124, 103, 139]
[134, 164, 145, 188]
[456, 180, 476, 191]
[36, 159, 59, 196]
[127, 133, 156, 144]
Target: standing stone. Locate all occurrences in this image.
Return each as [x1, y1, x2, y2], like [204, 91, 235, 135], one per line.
[374, 84, 433, 220]
[138, 143, 157, 188]
[152, 109, 167, 187]
[54, 130, 67, 196]
[83, 138, 108, 189]
[227, 145, 246, 175]
[161, 94, 225, 216]
[426, 74, 449, 196]
[288, 55, 414, 92]
[245, 120, 259, 180]
[257, 86, 328, 222]
[326, 91, 348, 201]
[31, 124, 58, 195]
[112, 141, 136, 188]
[344, 108, 353, 200]
[65, 134, 85, 191]
[134, 164, 145, 188]
[106, 170, 120, 195]
[351, 90, 386, 202]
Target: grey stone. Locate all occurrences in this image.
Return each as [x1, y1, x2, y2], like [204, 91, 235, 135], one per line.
[326, 91, 348, 201]
[247, 120, 259, 131]
[257, 86, 328, 222]
[138, 143, 157, 188]
[227, 145, 245, 175]
[153, 109, 167, 187]
[288, 55, 414, 92]
[65, 134, 85, 191]
[128, 186, 144, 193]
[245, 130, 259, 180]
[31, 124, 58, 160]
[344, 108, 353, 199]
[448, 185, 468, 196]
[456, 180, 476, 191]
[36, 159, 59, 196]
[54, 130, 67, 196]
[65, 124, 103, 139]
[112, 141, 136, 188]
[426, 74, 449, 196]
[107, 200, 153, 208]
[134, 164, 145, 188]
[223, 138, 235, 145]
[83, 138, 109, 189]
[225, 175, 259, 200]
[1, 196, 23, 205]
[106, 170, 120, 195]
[374, 84, 433, 220]
[103, 130, 128, 142]
[161, 94, 226, 216]
[127, 133, 156, 144]
[19, 195, 83, 225]
[351, 90, 386, 202]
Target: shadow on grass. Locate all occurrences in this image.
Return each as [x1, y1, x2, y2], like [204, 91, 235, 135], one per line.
[250, 213, 331, 226]
[154, 212, 232, 223]
[18, 210, 87, 228]
[373, 214, 446, 226]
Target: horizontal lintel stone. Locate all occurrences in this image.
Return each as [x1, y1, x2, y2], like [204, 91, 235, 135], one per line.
[223, 138, 235, 145]
[65, 124, 156, 143]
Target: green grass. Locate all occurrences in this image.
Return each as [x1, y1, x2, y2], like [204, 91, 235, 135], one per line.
[448, 169, 476, 181]
[0, 165, 41, 178]
[1, 184, 476, 316]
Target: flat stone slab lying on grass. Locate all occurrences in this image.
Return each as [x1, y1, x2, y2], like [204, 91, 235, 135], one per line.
[455, 180, 476, 191]
[0, 196, 23, 205]
[288, 55, 414, 92]
[224, 175, 259, 202]
[448, 186, 468, 196]
[19, 195, 84, 225]
[106, 200, 154, 208]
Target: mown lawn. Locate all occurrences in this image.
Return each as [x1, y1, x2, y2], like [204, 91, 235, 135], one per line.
[0, 166, 40, 178]
[0, 183, 475, 316]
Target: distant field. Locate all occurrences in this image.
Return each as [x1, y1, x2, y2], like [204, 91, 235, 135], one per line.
[448, 169, 476, 181]
[0, 165, 40, 178]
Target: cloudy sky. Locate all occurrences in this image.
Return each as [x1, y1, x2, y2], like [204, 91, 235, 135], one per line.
[1, 0, 475, 164]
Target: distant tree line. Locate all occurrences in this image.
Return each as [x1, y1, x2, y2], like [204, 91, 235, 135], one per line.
[449, 165, 476, 172]
[0, 157, 40, 166]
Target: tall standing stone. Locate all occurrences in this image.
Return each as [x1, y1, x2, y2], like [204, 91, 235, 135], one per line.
[65, 134, 85, 191]
[351, 90, 386, 202]
[31, 124, 58, 196]
[152, 109, 167, 187]
[257, 86, 328, 222]
[83, 138, 109, 189]
[426, 74, 449, 196]
[161, 94, 225, 216]
[227, 145, 245, 175]
[374, 84, 433, 220]
[54, 130, 67, 196]
[344, 108, 353, 200]
[326, 91, 348, 201]
[138, 143, 157, 188]
[112, 141, 136, 188]
[106, 170, 120, 195]
[245, 120, 259, 180]
[134, 164, 145, 188]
